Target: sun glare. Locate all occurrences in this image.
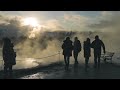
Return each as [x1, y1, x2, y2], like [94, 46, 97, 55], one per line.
[23, 17, 39, 27]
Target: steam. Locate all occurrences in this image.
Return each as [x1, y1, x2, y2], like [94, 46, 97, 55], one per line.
[0, 12, 120, 69]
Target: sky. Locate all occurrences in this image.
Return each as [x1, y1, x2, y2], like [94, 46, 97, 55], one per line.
[0, 11, 120, 32]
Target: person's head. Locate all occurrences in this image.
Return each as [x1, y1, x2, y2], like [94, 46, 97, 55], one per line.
[86, 38, 90, 42]
[95, 35, 99, 40]
[74, 37, 78, 41]
[66, 37, 70, 41]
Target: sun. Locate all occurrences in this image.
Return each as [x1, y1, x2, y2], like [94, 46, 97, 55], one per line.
[23, 17, 39, 27]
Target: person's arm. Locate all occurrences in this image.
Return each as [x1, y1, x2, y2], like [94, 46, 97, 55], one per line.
[71, 41, 73, 50]
[89, 43, 91, 56]
[2, 46, 7, 61]
[2, 46, 6, 56]
[91, 41, 94, 48]
[101, 40, 106, 54]
[62, 43, 64, 49]
[79, 41, 82, 51]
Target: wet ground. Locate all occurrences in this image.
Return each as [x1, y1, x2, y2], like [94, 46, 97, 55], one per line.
[19, 62, 120, 79]
[1, 60, 120, 79]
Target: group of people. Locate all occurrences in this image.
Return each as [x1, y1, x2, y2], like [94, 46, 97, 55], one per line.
[1, 35, 105, 76]
[62, 35, 106, 70]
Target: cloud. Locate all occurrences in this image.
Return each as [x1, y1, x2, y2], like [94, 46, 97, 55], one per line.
[88, 11, 120, 32]
[64, 14, 89, 23]
[43, 19, 64, 31]
[63, 14, 92, 31]
[0, 15, 22, 38]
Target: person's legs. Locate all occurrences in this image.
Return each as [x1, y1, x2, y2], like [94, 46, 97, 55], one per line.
[86, 57, 89, 67]
[64, 55, 67, 65]
[4, 65, 7, 72]
[98, 54, 101, 68]
[67, 56, 70, 68]
[85, 58, 87, 68]
[85, 57, 89, 69]
[8, 65, 13, 78]
[9, 65, 13, 73]
[94, 54, 97, 68]
[64, 55, 67, 70]
[74, 52, 78, 64]
[76, 53, 78, 64]
[4, 64, 8, 73]
[4, 64, 9, 77]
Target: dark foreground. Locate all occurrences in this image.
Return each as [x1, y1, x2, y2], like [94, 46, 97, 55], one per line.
[1, 61, 120, 79]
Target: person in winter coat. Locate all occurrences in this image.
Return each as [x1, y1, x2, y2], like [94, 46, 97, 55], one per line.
[91, 35, 105, 68]
[2, 37, 16, 75]
[83, 38, 91, 70]
[73, 37, 81, 64]
[62, 37, 73, 70]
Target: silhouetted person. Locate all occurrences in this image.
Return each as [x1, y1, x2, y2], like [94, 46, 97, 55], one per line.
[62, 37, 73, 70]
[91, 35, 105, 68]
[73, 37, 81, 64]
[83, 38, 91, 71]
[2, 37, 16, 76]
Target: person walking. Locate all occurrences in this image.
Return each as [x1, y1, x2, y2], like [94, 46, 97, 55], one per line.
[73, 37, 81, 64]
[91, 35, 105, 69]
[62, 37, 73, 70]
[83, 38, 91, 71]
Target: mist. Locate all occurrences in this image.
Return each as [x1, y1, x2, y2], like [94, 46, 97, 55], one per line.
[0, 12, 120, 69]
